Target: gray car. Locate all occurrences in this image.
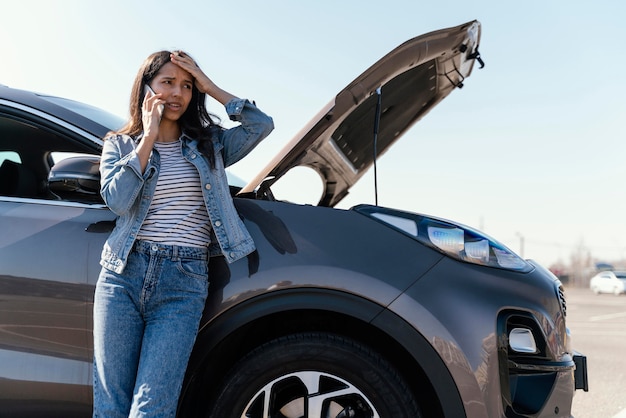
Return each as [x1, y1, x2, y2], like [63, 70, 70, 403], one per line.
[0, 20, 587, 417]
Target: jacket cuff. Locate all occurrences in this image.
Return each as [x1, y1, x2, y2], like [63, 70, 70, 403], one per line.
[225, 98, 250, 122]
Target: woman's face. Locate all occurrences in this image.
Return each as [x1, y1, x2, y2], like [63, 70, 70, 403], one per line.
[148, 62, 194, 122]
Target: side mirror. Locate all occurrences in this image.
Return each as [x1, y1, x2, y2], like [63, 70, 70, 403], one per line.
[48, 155, 103, 203]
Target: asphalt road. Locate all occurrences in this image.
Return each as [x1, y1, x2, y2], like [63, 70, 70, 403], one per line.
[566, 286, 626, 418]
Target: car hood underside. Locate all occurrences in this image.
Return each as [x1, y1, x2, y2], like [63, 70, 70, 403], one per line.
[241, 20, 483, 207]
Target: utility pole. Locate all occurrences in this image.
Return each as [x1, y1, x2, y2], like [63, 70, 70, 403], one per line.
[516, 232, 525, 258]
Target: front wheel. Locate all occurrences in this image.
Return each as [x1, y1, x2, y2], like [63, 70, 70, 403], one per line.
[207, 332, 422, 418]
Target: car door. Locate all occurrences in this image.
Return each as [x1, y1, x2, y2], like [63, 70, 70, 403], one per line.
[0, 107, 114, 416]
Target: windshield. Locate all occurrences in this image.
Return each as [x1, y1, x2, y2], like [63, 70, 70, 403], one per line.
[40, 95, 125, 131]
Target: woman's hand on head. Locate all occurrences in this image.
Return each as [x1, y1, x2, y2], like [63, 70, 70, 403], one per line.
[170, 51, 212, 93]
[170, 50, 238, 105]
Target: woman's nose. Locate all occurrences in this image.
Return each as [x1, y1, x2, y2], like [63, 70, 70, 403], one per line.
[171, 85, 182, 97]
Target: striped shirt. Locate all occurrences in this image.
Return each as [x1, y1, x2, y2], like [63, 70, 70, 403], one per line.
[136, 140, 211, 247]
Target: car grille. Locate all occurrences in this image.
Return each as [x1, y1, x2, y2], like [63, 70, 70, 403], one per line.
[556, 284, 567, 317]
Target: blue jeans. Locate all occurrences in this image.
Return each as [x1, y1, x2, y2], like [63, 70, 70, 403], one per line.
[93, 241, 209, 418]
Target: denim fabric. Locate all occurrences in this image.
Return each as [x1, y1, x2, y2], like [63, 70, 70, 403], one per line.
[99, 98, 274, 274]
[93, 241, 209, 418]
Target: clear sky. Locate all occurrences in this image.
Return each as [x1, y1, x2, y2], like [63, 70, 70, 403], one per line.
[2, 0, 625, 268]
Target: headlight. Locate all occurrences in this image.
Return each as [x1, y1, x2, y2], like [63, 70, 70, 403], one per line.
[354, 205, 531, 272]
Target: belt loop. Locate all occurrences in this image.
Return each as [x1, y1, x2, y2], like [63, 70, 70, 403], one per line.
[172, 245, 179, 261]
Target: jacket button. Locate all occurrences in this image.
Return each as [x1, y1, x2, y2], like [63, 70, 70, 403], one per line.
[215, 220, 222, 227]
[205, 183, 212, 190]
[191, 154, 197, 159]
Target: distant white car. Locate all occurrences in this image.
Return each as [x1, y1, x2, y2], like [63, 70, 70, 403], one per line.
[590, 271, 626, 295]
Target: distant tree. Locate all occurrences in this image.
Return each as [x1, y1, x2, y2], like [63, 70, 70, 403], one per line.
[569, 239, 593, 287]
[549, 260, 569, 284]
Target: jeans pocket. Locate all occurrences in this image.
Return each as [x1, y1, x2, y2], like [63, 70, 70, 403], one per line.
[176, 258, 209, 281]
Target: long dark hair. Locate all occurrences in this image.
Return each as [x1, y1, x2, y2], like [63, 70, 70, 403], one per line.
[115, 50, 221, 168]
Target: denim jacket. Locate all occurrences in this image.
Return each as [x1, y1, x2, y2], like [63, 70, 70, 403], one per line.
[99, 98, 274, 274]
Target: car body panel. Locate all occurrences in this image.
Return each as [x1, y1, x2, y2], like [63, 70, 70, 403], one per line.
[390, 258, 572, 416]
[0, 199, 111, 414]
[212, 199, 444, 310]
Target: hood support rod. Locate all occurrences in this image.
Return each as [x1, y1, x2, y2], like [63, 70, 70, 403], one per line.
[373, 86, 382, 206]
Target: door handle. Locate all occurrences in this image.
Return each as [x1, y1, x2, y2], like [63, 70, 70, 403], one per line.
[85, 220, 116, 233]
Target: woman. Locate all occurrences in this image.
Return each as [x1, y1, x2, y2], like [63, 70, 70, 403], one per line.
[93, 50, 274, 417]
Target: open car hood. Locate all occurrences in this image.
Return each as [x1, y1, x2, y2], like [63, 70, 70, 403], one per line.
[240, 20, 483, 207]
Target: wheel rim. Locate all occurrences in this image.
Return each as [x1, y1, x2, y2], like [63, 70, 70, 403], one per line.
[240, 370, 381, 418]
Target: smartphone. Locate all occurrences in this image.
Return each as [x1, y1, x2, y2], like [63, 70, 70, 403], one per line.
[144, 84, 164, 116]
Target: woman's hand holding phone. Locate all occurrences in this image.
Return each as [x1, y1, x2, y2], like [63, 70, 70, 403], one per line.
[142, 85, 164, 142]
[144, 85, 164, 118]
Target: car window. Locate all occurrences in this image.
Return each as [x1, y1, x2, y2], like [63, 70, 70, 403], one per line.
[614, 272, 626, 279]
[39, 95, 125, 131]
[0, 113, 99, 200]
[0, 151, 20, 165]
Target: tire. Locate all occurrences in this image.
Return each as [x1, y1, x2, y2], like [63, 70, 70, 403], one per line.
[207, 332, 423, 418]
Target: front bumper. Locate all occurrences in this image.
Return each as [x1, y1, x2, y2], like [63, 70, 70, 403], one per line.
[500, 351, 588, 417]
[498, 308, 589, 417]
